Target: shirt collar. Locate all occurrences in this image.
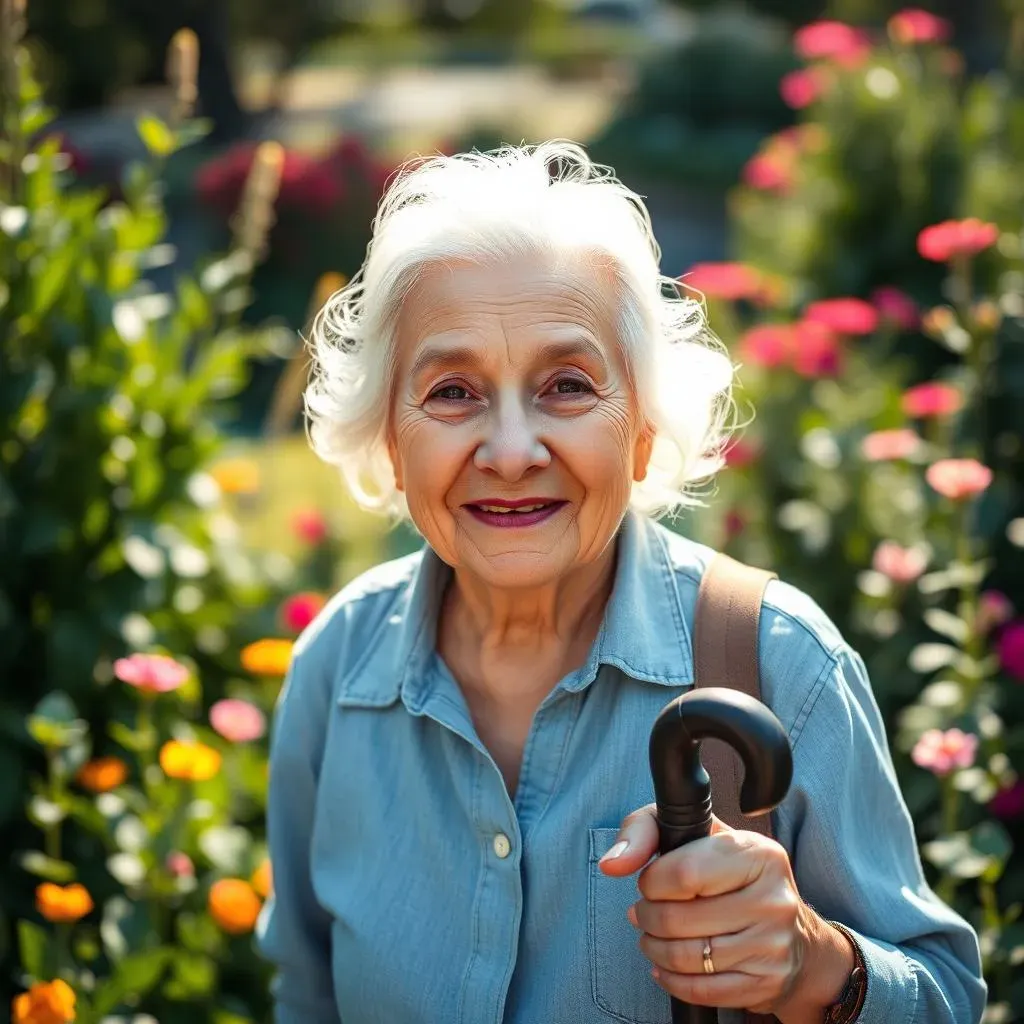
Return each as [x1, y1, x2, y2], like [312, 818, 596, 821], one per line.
[336, 510, 694, 710]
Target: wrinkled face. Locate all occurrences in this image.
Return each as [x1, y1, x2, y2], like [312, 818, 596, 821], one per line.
[388, 256, 653, 589]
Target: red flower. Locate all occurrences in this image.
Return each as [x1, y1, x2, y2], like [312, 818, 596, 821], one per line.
[805, 297, 879, 335]
[738, 324, 793, 369]
[792, 319, 842, 377]
[794, 20, 872, 65]
[871, 286, 919, 330]
[997, 620, 1024, 681]
[925, 458, 993, 501]
[888, 8, 952, 45]
[291, 508, 328, 545]
[723, 509, 746, 541]
[280, 592, 327, 632]
[901, 382, 963, 418]
[681, 262, 762, 302]
[780, 68, 828, 109]
[861, 428, 921, 462]
[917, 218, 999, 262]
[741, 136, 799, 193]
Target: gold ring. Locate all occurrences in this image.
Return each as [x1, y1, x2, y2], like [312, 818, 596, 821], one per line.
[702, 939, 715, 975]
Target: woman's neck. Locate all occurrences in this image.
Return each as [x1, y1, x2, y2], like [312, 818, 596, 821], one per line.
[439, 539, 619, 704]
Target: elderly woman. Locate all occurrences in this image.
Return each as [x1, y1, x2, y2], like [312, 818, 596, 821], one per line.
[256, 141, 985, 1024]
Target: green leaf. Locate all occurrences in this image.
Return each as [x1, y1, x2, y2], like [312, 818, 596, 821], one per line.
[18, 920, 48, 978]
[91, 947, 175, 1017]
[137, 115, 176, 158]
[163, 951, 217, 1000]
[109, 721, 146, 753]
[922, 608, 969, 645]
[19, 851, 76, 882]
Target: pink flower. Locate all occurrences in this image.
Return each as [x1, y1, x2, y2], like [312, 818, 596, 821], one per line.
[113, 654, 189, 694]
[902, 382, 963, 418]
[166, 851, 195, 877]
[917, 219, 999, 262]
[741, 153, 795, 192]
[872, 541, 928, 584]
[911, 728, 978, 776]
[792, 319, 842, 377]
[805, 297, 879, 335]
[925, 458, 993, 501]
[977, 591, 1014, 635]
[871, 286, 919, 330]
[292, 508, 328, 545]
[681, 262, 763, 302]
[908, 380, 962, 417]
[794, 20, 872, 65]
[280, 592, 327, 633]
[861, 428, 922, 462]
[989, 780, 1024, 820]
[997, 620, 1024, 680]
[888, 8, 952, 45]
[724, 439, 760, 469]
[738, 324, 793, 369]
[209, 699, 267, 743]
[780, 68, 827, 109]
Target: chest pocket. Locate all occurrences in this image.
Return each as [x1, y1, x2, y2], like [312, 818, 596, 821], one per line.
[588, 827, 673, 1024]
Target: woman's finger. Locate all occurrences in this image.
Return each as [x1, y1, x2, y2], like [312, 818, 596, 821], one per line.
[637, 928, 747, 977]
[649, 966, 778, 1010]
[597, 802, 661, 877]
[631, 887, 761, 940]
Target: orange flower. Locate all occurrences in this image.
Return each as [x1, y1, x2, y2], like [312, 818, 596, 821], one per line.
[159, 740, 222, 782]
[208, 457, 261, 496]
[925, 458, 993, 501]
[36, 883, 93, 923]
[75, 757, 129, 793]
[251, 857, 273, 899]
[241, 638, 295, 677]
[209, 878, 263, 934]
[12, 979, 76, 1024]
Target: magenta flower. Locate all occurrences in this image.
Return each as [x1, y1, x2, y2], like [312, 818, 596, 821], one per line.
[280, 592, 327, 633]
[872, 541, 928, 584]
[209, 699, 267, 743]
[989, 781, 1024, 820]
[997, 620, 1024, 681]
[871, 286, 919, 330]
[114, 653, 189, 694]
[911, 728, 978, 776]
[977, 591, 1014, 636]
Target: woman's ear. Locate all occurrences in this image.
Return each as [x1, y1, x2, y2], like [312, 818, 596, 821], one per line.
[633, 423, 655, 483]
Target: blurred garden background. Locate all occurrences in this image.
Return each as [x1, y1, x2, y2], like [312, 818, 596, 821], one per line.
[2, 0, 1024, 1021]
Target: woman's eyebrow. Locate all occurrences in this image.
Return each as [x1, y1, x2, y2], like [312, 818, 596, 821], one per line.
[409, 336, 608, 381]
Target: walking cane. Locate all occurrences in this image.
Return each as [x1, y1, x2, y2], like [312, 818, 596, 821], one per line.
[649, 687, 793, 1024]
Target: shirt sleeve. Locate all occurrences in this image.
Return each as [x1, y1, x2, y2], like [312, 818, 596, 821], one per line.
[776, 644, 987, 1024]
[256, 649, 342, 1024]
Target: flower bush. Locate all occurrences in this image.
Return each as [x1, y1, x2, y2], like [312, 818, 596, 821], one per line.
[681, 6, 1024, 1015]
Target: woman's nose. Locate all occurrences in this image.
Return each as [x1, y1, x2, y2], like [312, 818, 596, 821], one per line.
[473, 399, 551, 481]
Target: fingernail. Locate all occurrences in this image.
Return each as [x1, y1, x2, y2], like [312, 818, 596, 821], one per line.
[627, 904, 638, 927]
[601, 839, 629, 862]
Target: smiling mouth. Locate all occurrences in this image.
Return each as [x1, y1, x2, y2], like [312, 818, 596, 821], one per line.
[463, 500, 567, 527]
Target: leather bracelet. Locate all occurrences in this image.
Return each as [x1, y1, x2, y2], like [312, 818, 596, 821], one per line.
[821, 919, 868, 1024]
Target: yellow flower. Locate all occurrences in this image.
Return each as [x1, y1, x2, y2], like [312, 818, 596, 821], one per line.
[75, 756, 129, 792]
[209, 878, 263, 934]
[241, 638, 294, 677]
[159, 739, 222, 782]
[35, 883, 93, 923]
[250, 857, 273, 899]
[208, 458, 260, 496]
[12, 979, 76, 1024]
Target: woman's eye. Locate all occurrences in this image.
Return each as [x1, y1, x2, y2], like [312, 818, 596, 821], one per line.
[551, 376, 593, 396]
[429, 383, 471, 402]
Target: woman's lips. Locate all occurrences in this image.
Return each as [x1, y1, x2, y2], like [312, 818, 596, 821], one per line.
[463, 501, 567, 529]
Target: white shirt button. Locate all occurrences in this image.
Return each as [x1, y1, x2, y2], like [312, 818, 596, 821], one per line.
[492, 832, 511, 859]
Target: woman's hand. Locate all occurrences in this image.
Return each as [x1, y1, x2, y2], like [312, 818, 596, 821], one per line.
[598, 804, 854, 1019]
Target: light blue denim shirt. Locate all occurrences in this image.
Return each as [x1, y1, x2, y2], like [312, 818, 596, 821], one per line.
[257, 510, 985, 1024]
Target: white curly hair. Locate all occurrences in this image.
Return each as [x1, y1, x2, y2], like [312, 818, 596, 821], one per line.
[303, 139, 736, 521]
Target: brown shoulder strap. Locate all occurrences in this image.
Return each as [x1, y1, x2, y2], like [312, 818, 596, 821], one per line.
[693, 552, 777, 837]
[693, 553, 779, 1024]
